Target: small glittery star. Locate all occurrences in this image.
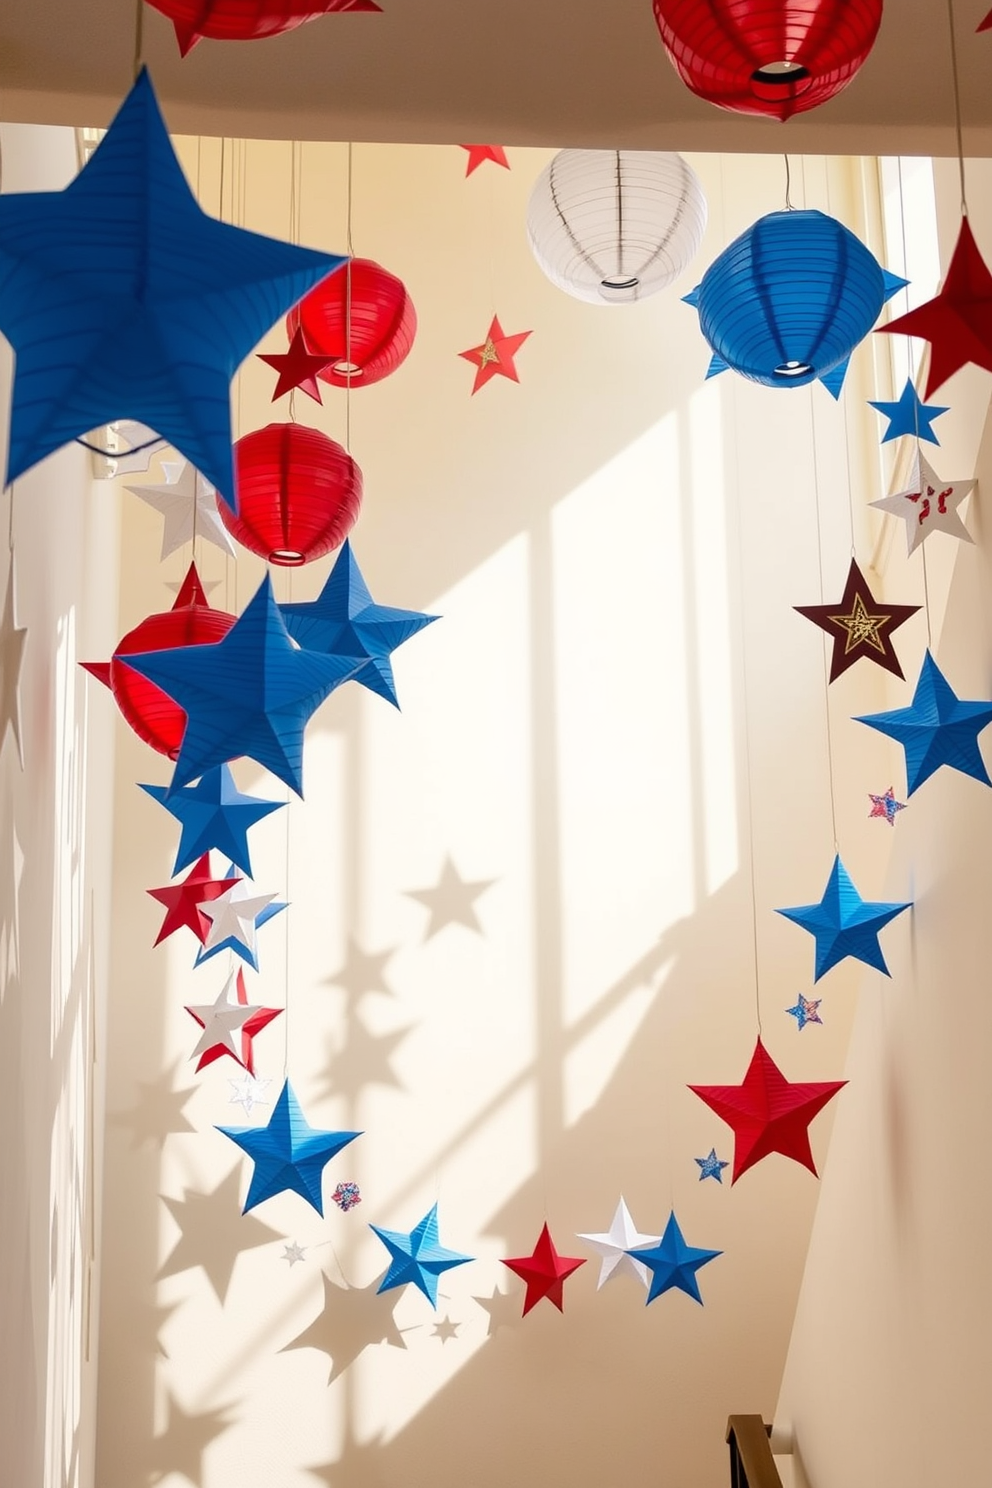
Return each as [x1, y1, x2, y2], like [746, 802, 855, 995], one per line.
[785, 993, 823, 1030]
[795, 559, 919, 682]
[694, 1148, 729, 1182]
[868, 787, 907, 825]
[459, 315, 531, 394]
[228, 1071, 272, 1115]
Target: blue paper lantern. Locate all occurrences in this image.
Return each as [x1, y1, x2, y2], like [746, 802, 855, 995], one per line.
[684, 209, 905, 396]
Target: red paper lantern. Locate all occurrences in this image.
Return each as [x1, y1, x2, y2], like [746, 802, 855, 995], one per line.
[147, 0, 381, 58]
[652, 0, 883, 121]
[287, 258, 417, 388]
[82, 565, 235, 758]
[221, 423, 362, 566]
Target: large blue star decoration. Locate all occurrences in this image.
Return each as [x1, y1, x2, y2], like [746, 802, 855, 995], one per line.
[127, 575, 365, 797]
[777, 855, 911, 982]
[856, 650, 992, 796]
[0, 69, 342, 507]
[868, 787, 907, 825]
[785, 993, 823, 1031]
[140, 763, 284, 878]
[217, 1079, 360, 1216]
[626, 1211, 721, 1305]
[869, 379, 949, 446]
[370, 1204, 474, 1307]
[280, 541, 438, 708]
[695, 1148, 729, 1183]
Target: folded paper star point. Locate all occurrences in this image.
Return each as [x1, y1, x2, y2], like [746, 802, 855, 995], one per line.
[776, 854, 911, 981]
[127, 459, 234, 560]
[795, 558, 919, 682]
[370, 1203, 473, 1307]
[459, 315, 531, 393]
[217, 1079, 360, 1214]
[856, 650, 992, 795]
[870, 451, 975, 555]
[257, 327, 335, 403]
[193, 865, 286, 971]
[868, 379, 948, 445]
[147, 851, 237, 945]
[140, 762, 284, 878]
[185, 966, 281, 1075]
[0, 69, 342, 506]
[689, 1038, 845, 1182]
[502, 1223, 585, 1314]
[627, 1211, 721, 1304]
[576, 1197, 660, 1289]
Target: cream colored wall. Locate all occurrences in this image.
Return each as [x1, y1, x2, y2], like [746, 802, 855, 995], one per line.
[0, 126, 119, 1488]
[774, 158, 992, 1488]
[91, 140, 906, 1488]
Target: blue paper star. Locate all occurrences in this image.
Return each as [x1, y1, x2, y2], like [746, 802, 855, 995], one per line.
[280, 541, 438, 708]
[0, 70, 341, 506]
[192, 864, 287, 972]
[370, 1204, 473, 1307]
[777, 855, 911, 982]
[785, 993, 823, 1030]
[695, 1148, 729, 1183]
[127, 575, 364, 797]
[140, 763, 284, 878]
[626, 1211, 721, 1305]
[856, 650, 992, 796]
[869, 379, 949, 446]
[217, 1079, 360, 1216]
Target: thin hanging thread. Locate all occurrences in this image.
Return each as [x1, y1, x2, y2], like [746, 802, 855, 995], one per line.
[7, 482, 13, 551]
[921, 544, 934, 649]
[288, 141, 303, 425]
[784, 154, 794, 211]
[132, 0, 144, 79]
[283, 778, 292, 1079]
[344, 143, 355, 453]
[808, 394, 840, 852]
[947, 0, 968, 216]
[895, 156, 931, 647]
[821, 159, 858, 556]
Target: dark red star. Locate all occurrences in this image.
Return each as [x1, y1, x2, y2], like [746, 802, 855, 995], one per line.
[795, 558, 920, 683]
[502, 1223, 585, 1315]
[257, 327, 335, 403]
[689, 1039, 846, 1184]
[147, 852, 239, 947]
[460, 145, 510, 177]
[878, 218, 992, 396]
[459, 315, 531, 394]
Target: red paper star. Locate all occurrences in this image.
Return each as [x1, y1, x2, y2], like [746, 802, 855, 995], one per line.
[794, 558, 920, 683]
[688, 1038, 846, 1184]
[878, 218, 992, 397]
[147, 852, 238, 947]
[460, 145, 510, 177]
[257, 327, 334, 403]
[502, 1223, 585, 1314]
[459, 315, 531, 394]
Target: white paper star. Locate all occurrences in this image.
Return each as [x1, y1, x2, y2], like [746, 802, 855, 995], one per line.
[228, 1071, 272, 1115]
[871, 450, 975, 555]
[186, 970, 266, 1063]
[200, 879, 279, 957]
[0, 557, 27, 770]
[127, 458, 234, 561]
[576, 1197, 661, 1290]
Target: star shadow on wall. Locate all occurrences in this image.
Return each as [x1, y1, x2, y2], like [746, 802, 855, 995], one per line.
[305, 1431, 392, 1488]
[108, 1061, 198, 1148]
[323, 935, 399, 1009]
[313, 1008, 410, 1105]
[157, 1166, 283, 1304]
[146, 1392, 238, 1486]
[404, 855, 496, 941]
[281, 1270, 413, 1384]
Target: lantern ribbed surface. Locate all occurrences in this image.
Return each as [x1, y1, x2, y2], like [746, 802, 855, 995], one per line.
[287, 258, 416, 387]
[222, 423, 363, 567]
[147, 0, 380, 56]
[112, 604, 236, 759]
[696, 209, 886, 388]
[526, 150, 707, 305]
[653, 0, 883, 120]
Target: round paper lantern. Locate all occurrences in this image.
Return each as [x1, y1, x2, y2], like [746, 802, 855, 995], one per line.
[287, 259, 416, 387]
[147, 0, 381, 57]
[525, 150, 707, 305]
[222, 423, 362, 566]
[653, 0, 883, 120]
[694, 209, 889, 389]
[110, 574, 235, 758]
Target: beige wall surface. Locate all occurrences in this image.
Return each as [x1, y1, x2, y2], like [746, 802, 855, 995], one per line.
[79, 139, 918, 1488]
[0, 126, 119, 1488]
[775, 158, 992, 1488]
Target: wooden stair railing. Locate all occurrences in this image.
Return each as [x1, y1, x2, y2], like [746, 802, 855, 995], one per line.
[726, 1415, 784, 1488]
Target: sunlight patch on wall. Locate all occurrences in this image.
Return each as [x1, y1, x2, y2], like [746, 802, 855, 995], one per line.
[563, 978, 660, 1127]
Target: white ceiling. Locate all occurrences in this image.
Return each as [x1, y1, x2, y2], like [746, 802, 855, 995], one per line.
[3, 0, 992, 154]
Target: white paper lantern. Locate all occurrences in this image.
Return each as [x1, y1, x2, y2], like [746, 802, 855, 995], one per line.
[526, 149, 708, 305]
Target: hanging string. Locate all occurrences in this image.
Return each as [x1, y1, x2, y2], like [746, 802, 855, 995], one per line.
[288, 140, 302, 426]
[7, 482, 13, 552]
[344, 142, 355, 454]
[283, 776, 292, 1079]
[947, 0, 968, 216]
[132, 0, 144, 80]
[218, 137, 226, 221]
[784, 154, 794, 211]
[808, 393, 841, 852]
[921, 544, 934, 649]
